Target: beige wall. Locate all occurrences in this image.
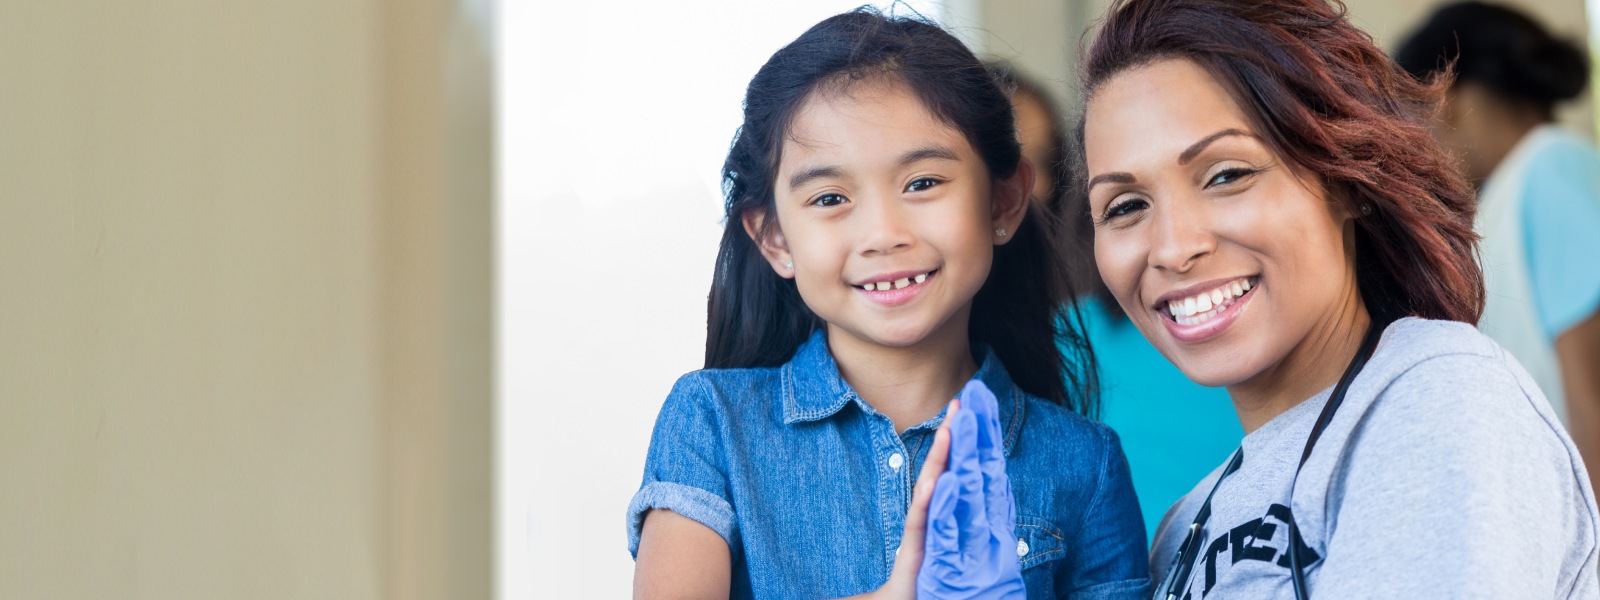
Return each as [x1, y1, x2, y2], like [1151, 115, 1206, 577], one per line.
[0, 1, 490, 598]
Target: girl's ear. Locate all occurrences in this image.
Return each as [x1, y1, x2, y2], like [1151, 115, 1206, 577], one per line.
[741, 209, 796, 279]
[991, 157, 1035, 246]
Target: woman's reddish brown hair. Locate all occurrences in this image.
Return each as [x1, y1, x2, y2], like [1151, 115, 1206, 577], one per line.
[1074, 0, 1484, 325]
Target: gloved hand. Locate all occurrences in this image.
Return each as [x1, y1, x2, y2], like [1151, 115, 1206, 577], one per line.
[917, 380, 1025, 599]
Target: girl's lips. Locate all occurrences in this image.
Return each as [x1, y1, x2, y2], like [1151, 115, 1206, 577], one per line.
[856, 270, 936, 307]
[1159, 280, 1257, 343]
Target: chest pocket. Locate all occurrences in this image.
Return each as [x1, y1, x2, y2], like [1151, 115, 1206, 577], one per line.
[1014, 514, 1065, 571]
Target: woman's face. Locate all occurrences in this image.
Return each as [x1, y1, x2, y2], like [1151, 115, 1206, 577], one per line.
[1083, 58, 1362, 389]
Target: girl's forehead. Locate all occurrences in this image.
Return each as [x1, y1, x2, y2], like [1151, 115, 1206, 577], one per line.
[778, 78, 976, 175]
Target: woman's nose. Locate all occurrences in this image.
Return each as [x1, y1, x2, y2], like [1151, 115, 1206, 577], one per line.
[1147, 195, 1215, 273]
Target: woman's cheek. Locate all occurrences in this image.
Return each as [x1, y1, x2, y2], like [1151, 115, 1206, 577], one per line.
[1095, 232, 1143, 303]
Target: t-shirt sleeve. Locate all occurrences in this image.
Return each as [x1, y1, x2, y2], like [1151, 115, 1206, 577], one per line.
[1313, 352, 1589, 597]
[1520, 140, 1600, 339]
[625, 373, 738, 558]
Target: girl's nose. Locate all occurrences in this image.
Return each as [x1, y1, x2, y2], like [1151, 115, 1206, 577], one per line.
[857, 194, 915, 256]
[1147, 194, 1216, 273]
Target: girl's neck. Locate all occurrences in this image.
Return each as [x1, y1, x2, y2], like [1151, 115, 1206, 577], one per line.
[1228, 285, 1372, 434]
[827, 318, 979, 434]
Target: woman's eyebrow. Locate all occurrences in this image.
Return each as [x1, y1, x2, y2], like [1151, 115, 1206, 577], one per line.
[1178, 128, 1255, 165]
[1087, 172, 1136, 191]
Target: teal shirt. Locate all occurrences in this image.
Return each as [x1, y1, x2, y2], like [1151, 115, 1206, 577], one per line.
[1065, 299, 1242, 540]
[1515, 130, 1600, 339]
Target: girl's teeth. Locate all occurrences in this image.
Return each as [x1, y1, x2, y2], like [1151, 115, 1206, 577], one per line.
[1211, 289, 1225, 305]
[861, 272, 932, 292]
[1196, 293, 1213, 312]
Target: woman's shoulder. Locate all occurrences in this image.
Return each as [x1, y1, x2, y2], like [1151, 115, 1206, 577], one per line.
[1350, 317, 1568, 449]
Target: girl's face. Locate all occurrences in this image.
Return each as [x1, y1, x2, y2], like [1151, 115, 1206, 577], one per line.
[749, 79, 1029, 353]
[1084, 58, 1362, 389]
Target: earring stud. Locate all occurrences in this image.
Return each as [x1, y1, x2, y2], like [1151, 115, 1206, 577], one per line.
[996, 227, 1007, 237]
[1360, 203, 1373, 216]
[785, 260, 793, 270]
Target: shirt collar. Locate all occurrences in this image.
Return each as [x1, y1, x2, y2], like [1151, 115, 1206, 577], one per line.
[780, 329, 1027, 456]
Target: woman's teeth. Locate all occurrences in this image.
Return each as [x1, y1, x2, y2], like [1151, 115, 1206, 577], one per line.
[1166, 277, 1255, 326]
[859, 272, 930, 291]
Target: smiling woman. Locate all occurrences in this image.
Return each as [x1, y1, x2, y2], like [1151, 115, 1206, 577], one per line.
[1075, 0, 1600, 597]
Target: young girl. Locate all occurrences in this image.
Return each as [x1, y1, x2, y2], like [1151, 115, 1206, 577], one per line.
[626, 9, 1149, 599]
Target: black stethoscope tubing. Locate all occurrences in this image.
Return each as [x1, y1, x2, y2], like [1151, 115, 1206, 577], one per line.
[1156, 323, 1385, 600]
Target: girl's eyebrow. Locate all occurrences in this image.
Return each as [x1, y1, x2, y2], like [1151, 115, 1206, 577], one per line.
[787, 165, 844, 191]
[786, 145, 959, 190]
[897, 145, 960, 166]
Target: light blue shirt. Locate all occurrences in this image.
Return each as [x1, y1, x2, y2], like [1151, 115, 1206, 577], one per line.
[1517, 130, 1600, 338]
[1065, 299, 1242, 540]
[628, 329, 1151, 599]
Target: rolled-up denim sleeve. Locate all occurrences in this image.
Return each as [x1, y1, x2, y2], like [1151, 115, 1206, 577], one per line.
[1062, 426, 1151, 599]
[626, 373, 738, 557]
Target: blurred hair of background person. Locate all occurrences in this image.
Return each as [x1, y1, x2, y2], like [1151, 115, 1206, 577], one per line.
[992, 61, 1243, 540]
[1396, 1, 1600, 487]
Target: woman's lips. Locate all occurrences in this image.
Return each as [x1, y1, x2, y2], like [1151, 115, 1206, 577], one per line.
[1157, 276, 1259, 343]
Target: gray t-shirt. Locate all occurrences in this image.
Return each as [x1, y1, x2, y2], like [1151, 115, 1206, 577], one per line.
[1150, 317, 1600, 599]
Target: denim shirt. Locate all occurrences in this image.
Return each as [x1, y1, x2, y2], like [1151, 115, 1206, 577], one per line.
[627, 330, 1150, 599]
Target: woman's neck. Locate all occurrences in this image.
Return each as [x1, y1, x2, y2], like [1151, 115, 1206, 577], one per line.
[827, 317, 979, 433]
[1228, 284, 1372, 434]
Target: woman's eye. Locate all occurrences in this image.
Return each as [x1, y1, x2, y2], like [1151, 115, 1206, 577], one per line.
[1205, 167, 1257, 188]
[811, 193, 847, 207]
[1103, 197, 1148, 221]
[905, 177, 941, 193]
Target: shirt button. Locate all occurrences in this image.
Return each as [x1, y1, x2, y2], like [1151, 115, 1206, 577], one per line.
[1017, 538, 1030, 558]
[888, 453, 905, 470]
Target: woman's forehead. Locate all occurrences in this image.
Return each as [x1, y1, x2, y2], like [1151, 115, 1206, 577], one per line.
[1084, 59, 1256, 161]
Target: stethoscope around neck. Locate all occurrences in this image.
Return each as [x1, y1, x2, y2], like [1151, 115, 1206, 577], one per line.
[1154, 323, 1384, 600]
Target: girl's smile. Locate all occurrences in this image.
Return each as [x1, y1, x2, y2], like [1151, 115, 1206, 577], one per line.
[853, 269, 938, 306]
[748, 77, 1026, 352]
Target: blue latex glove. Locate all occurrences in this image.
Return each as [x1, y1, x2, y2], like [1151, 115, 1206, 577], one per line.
[917, 380, 1026, 599]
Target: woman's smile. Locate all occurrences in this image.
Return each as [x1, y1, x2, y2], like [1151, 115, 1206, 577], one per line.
[1153, 275, 1260, 342]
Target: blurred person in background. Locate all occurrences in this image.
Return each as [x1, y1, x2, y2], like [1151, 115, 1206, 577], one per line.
[992, 61, 1243, 541]
[1397, 1, 1600, 487]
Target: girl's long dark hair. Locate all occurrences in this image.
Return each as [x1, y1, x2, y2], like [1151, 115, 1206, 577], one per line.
[1077, 0, 1484, 326]
[705, 8, 1098, 414]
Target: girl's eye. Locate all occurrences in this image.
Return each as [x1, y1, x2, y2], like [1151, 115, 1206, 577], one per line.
[905, 177, 941, 193]
[1205, 167, 1257, 188]
[811, 193, 847, 207]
